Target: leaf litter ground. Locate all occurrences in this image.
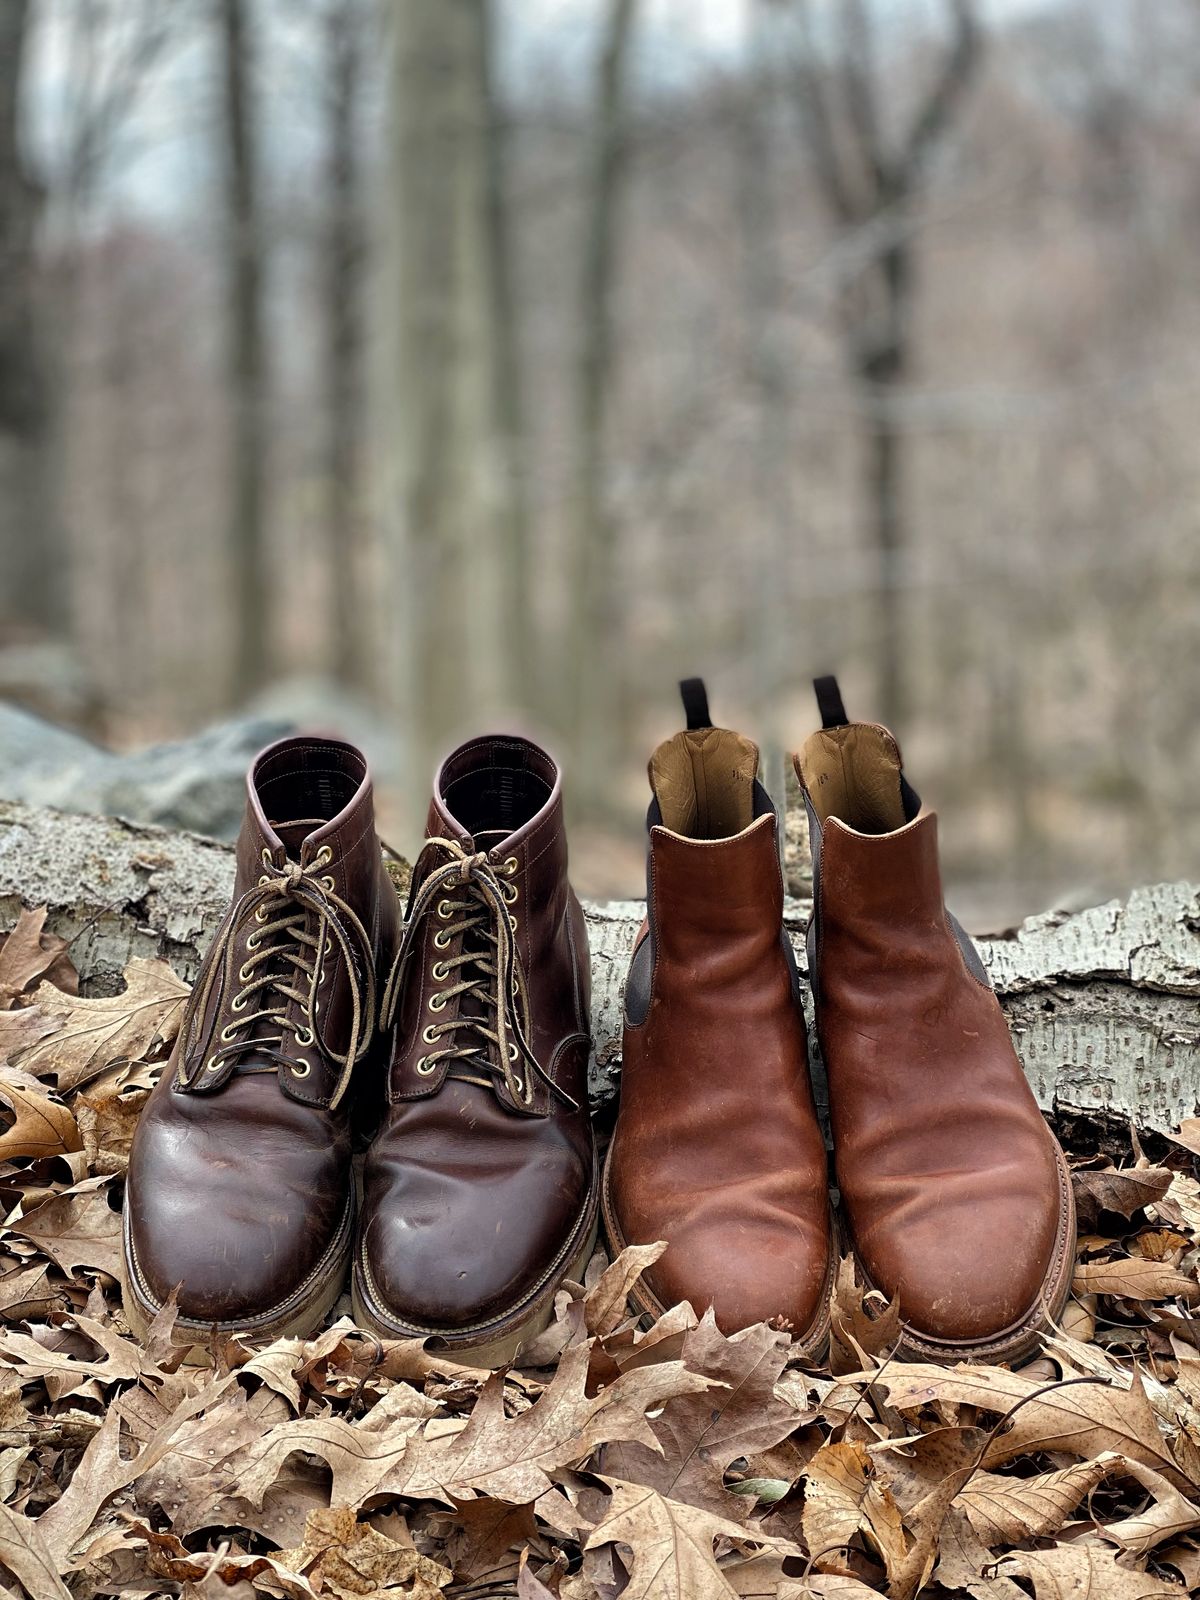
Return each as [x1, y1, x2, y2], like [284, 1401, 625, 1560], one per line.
[0, 907, 1199, 1598]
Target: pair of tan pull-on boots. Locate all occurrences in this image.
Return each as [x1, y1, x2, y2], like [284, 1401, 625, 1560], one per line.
[123, 676, 1072, 1367]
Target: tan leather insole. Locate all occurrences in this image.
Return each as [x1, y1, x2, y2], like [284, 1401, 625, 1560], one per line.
[649, 727, 758, 840]
[796, 724, 906, 835]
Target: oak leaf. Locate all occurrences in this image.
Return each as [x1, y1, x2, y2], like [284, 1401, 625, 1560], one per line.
[996, 1541, 1187, 1598]
[0, 908, 76, 1008]
[20, 957, 188, 1092]
[584, 1476, 801, 1600]
[10, 1176, 123, 1279]
[801, 1440, 907, 1580]
[0, 1080, 81, 1159]
[585, 1242, 668, 1336]
[871, 1363, 1191, 1490]
[1072, 1257, 1200, 1304]
[0, 1501, 72, 1600]
[1071, 1163, 1173, 1229]
[604, 1311, 803, 1520]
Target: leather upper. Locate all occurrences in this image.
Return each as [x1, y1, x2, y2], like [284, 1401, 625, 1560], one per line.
[798, 723, 1067, 1346]
[125, 736, 397, 1325]
[610, 747, 831, 1338]
[358, 735, 594, 1334]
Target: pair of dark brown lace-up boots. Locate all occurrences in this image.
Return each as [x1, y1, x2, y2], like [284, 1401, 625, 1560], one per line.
[123, 733, 596, 1365]
[123, 679, 1073, 1367]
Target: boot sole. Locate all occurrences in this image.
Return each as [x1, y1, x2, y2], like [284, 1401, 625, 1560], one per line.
[120, 1190, 354, 1363]
[851, 1137, 1078, 1368]
[350, 1157, 601, 1369]
[600, 1145, 834, 1362]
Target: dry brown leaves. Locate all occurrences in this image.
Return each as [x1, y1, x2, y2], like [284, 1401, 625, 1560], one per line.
[0, 906, 1198, 1598]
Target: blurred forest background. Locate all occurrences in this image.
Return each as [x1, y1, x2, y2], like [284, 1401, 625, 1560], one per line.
[1, 0, 1198, 923]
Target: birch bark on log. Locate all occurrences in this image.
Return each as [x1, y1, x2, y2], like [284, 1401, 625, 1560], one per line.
[1, 801, 1197, 1133]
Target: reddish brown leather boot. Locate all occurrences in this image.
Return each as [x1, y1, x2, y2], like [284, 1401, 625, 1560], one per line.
[794, 676, 1075, 1365]
[123, 735, 398, 1346]
[604, 682, 832, 1351]
[353, 734, 597, 1365]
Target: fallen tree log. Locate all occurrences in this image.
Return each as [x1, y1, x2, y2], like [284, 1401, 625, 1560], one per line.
[1, 799, 1197, 1132]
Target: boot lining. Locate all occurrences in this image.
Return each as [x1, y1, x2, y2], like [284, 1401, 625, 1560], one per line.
[797, 725, 907, 835]
[650, 727, 758, 840]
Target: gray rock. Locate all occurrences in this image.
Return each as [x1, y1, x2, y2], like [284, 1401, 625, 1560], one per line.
[0, 703, 294, 840]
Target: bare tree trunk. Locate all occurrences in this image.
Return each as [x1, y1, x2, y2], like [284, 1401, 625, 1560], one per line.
[323, 1, 367, 692]
[217, 0, 269, 699]
[0, 0, 66, 642]
[387, 0, 524, 812]
[567, 0, 637, 800]
[737, 5, 790, 832]
[791, 0, 980, 732]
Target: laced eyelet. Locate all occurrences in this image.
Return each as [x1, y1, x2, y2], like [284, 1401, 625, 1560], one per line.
[428, 992, 447, 1013]
[294, 1025, 315, 1047]
[205, 1056, 222, 1074]
[431, 960, 449, 982]
[291, 1061, 311, 1078]
[511, 1074, 524, 1096]
[323, 937, 333, 957]
[315, 845, 333, 867]
[261, 848, 274, 869]
[503, 883, 519, 906]
[502, 856, 519, 876]
[507, 1042, 519, 1062]
[422, 1024, 439, 1044]
[245, 933, 260, 952]
[416, 1056, 437, 1075]
[238, 962, 254, 983]
[220, 1024, 239, 1043]
[231, 994, 247, 1013]
[321, 875, 335, 891]
[258, 874, 271, 887]
[437, 899, 453, 920]
[433, 928, 451, 950]
[253, 905, 268, 923]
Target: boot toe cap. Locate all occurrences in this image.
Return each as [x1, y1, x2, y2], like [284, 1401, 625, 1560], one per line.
[639, 1218, 830, 1338]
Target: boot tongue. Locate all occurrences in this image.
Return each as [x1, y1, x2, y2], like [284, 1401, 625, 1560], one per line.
[649, 727, 759, 841]
[271, 819, 324, 859]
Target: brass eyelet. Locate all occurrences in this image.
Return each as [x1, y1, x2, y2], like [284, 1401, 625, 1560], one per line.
[321, 875, 335, 891]
[324, 937, 333, 957]
[315, 845, 333, 867]
[433, 929, 451, 950]
[231, 994, 247, 1013]
[416, 1056, 437, 1076]
[431, 960, 449, 982]
[220, 1024, 239, 1043]
[422, 1024, 439, 1045]
[238, 962, 254, 983]
[205, 1056, 222, 1074]
[437, 899, 453, 920]
[507, 1042, 519, 1062]
[294, 1025, 315, 1047]
[428, 992, 447, 1013]
[258, 874, 271, 887]
[261, 847, 273, 869]
[512, 1074, 524, 1095]
[291, 1060, 311, 1079]
[246, 933, 260, 952]
[502, 856, 519, 876]
[253, 905, 268, 923]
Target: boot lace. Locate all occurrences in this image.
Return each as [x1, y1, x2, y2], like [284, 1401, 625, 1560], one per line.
[381, 837, 576, 1114]
[178, 845, 375, 1107]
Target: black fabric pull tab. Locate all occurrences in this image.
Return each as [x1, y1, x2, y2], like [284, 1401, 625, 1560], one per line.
[813, 674, 848, 729]
[679, 677, 711, 730]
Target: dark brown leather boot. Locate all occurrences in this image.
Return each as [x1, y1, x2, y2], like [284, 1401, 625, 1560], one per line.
[123, 735, 397, 1346]
[353, 734, 596, 1365]
[604, 681, 832, 1351]
[794, 676, 1075, 1365]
